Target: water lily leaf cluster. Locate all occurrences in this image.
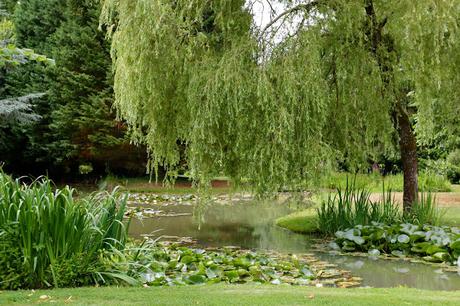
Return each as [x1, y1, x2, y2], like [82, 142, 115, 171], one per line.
[334, 223, 460, 264]
[131, 244, 316, 286]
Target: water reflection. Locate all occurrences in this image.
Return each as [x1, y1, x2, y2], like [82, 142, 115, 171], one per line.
[318, 253, 460, 291]
[128, 199, 460, 291]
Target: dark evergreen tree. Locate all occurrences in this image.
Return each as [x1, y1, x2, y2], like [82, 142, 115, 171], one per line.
[45, 0, 145, 176]
[2, 0, 145, 177]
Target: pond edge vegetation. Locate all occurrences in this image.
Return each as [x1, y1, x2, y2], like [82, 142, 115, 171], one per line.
[1, 172, 350, 290]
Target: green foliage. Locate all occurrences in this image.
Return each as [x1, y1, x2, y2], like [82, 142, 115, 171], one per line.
[1, 0, 145, 177]
[14, 0, 66, 54]
[0, 93, 43, 124]
[317, 178, 442, 235]
[334, 223, 460, 264]
[0, 172, 131, 289]
[0, 0, 17, 15]
[0, 44, 54, 68]
[317, 172, 451, 192]
[446, 149, 460, 184]
[404, 193, 442, 226]
[122, 243, 316, 286]
[317, 180, 402, 235]
[101, 0, 460, 192]
[45, 0, 144, 175]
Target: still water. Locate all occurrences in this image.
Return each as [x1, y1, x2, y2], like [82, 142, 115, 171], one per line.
[129, 198, 460, 291]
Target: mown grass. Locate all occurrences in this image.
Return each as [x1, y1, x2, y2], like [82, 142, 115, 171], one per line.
[92, 172, 453, 195]
[279, 206, 460, 234]
[442, 207, 460, 226]
[1, 285, 459, 306]
[451, 185, 460, 193]
[276, 210, 318, 233]
[317, 172, 452, 192]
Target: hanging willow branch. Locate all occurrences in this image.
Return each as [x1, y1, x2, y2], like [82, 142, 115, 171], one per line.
[259, 0, 322, 35]
[100, 0, 460, 192]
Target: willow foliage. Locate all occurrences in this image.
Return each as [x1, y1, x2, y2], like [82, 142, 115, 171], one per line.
[101, 0, 460, 192]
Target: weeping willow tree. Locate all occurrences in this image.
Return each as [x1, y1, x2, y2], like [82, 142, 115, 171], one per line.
[101, 0, 460, 211]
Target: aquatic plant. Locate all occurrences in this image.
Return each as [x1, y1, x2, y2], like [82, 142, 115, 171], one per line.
[317, 178, 442, 235]
[334, 223, 460, 264]
[121, 242, 342, 287]
[0, 173, 131, 289]
[317, 180, 402, 234]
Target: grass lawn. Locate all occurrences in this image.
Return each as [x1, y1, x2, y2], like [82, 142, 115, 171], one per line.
[80, 174, 456, 195]
[442, 207, 460, 226]
[92, 176, 236, 195]
[1, 285, 459, 306]
[276, 209, 318, 233]
[316, 172, 452, 192]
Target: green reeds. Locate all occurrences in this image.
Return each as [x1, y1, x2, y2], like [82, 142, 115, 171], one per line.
[317, 177, 441, 235]
[405, 192, 442, 226]
[0, 173, 131, 289]
[317, 178, 401, 234]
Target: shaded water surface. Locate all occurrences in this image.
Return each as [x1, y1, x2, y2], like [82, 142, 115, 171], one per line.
[129, 199, 460, 291]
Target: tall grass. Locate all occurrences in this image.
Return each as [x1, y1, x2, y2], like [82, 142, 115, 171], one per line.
[405, 193, 442, 226]
[317, 179, 401, 234]
[317, 177, 442, 235]
[0, 173, 132, 289]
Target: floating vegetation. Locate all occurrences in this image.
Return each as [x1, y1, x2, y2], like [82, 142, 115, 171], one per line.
[333, 223, 460, 265]
[124, 192, 308, 220]
[130, 242, 359, 288]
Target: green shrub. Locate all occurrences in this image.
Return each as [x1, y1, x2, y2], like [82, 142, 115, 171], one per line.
[446, 149, 460, 184]
[418, 171, 452, 192]
[0, 172, 133, 289]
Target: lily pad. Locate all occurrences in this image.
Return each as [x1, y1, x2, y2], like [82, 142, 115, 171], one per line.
[397, 234, 410, 244]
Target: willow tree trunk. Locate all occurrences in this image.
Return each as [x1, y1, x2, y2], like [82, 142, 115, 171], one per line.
[397, 109, 418, 212]
[364, 0, 419, 211]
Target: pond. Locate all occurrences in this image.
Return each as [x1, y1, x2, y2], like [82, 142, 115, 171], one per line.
[128, 194, 460, 291]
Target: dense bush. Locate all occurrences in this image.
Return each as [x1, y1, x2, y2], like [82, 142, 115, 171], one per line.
[0, 173, 133, 289]
[446, 149, 460, 184]
[333, 223, 460, 264]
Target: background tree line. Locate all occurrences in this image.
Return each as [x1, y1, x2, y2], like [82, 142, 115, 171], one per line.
[0, 0, 146, 180]
[1, 0, 459, 191]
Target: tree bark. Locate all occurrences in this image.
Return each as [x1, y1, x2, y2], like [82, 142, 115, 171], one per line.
[364, 0, 419, 211]
[396, 108, 418, 212]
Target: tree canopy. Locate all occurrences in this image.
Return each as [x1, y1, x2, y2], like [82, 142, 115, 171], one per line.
[0, 0, 146, 177]
[101, 0, 460, 194]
